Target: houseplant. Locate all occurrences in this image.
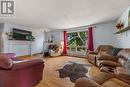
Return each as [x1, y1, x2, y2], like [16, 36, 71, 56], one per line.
[6, 32, 13, 40]
[116, 22, 124, 30]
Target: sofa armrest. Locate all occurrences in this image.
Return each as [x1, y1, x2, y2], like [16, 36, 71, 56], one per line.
[12, 58, 44, 70]
[97, 55, 118, 62]
[99, 60, 121, 67]
[74, 77, 102, 87]
[88, 51, 98, 55]
[2, 53, 16, 59]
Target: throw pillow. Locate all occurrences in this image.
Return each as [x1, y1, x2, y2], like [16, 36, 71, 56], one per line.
[0, 54, 13, 69]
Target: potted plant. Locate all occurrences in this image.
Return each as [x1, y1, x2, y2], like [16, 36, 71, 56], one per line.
[27, 35, 35, 41]
[116, 22, 124, 30]
[31, 36, 35, 41]
[6, 32, 13, 40]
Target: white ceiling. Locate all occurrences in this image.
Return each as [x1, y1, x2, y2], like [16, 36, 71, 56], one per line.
[0, 0, 130, 30]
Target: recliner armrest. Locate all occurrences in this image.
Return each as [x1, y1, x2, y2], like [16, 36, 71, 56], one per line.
[12, 58, 44, 70]
[97, 55, 118, 62]
[74, 77, 102, 87]
[99, 60, 121, 67]
[88, 51, 98, 55]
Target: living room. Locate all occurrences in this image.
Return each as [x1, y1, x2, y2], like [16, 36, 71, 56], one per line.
[0, 0, 130, 87]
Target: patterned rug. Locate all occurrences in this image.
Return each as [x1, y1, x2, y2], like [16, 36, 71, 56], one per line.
[57, 61, 91, 83]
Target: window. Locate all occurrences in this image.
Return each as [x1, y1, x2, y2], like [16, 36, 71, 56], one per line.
[67, 31, 87, 55]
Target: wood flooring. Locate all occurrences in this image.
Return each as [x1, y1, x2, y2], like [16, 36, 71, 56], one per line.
[27, 55, 100, 87]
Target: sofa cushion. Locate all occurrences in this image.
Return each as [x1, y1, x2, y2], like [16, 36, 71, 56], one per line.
[115, 73, 130, 85]
[102, 78, 130, 87]
[75, 77, 102, 87]
[96, 45, 113, 53]
[0, 54, 13, 69]
[115, 67, 130, 85]
[98, 51, 108, 55]
[91, 72, 113, 85]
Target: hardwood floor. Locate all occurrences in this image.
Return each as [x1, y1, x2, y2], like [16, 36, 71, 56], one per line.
[28, 55, 100, 87]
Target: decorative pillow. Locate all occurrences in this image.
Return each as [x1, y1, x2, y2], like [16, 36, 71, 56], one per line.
[0, 54, 13, 69]
[108, 47, 122, 56]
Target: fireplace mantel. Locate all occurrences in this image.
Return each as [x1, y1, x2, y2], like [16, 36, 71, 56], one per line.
[8, 40, 33, 56]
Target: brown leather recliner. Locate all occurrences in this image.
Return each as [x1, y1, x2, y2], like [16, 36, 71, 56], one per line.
[97, 49, 130, 68]
[87, 45, 113, 65]
[75, 49, 130, 87]
[0, 53, 44, 87]
[75, 66, 130, 87]
[74, 67, 130, 87]
[75, 75, 130, 87]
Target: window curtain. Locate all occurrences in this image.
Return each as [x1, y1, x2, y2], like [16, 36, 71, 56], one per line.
[87, 27, 94, 51]
[63, 31, 67, 54]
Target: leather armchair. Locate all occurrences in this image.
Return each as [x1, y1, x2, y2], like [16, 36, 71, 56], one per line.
[0, 53, 44, 87]
[49, 49, 62, 56]
[87, 45, 113, 65]
[48, 44, 62, 56]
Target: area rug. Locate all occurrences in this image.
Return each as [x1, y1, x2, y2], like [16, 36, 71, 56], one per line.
[57, 61, 91, 83]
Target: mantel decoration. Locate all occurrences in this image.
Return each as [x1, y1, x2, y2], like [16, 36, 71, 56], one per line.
[114, 21, 127, 34]
[114, 21, 130, 34]
[114, 10, 130, 34]
[26, 35, 35, 41]
[6, 32, 13, 40]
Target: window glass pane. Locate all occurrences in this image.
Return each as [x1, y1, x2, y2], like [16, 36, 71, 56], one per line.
[67, 31, 87, 55]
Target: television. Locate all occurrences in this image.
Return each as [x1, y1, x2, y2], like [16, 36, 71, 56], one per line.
[13, 28, 32, 40]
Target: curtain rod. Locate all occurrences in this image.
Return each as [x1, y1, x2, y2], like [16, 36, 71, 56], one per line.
[63, 26, 97, 32]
